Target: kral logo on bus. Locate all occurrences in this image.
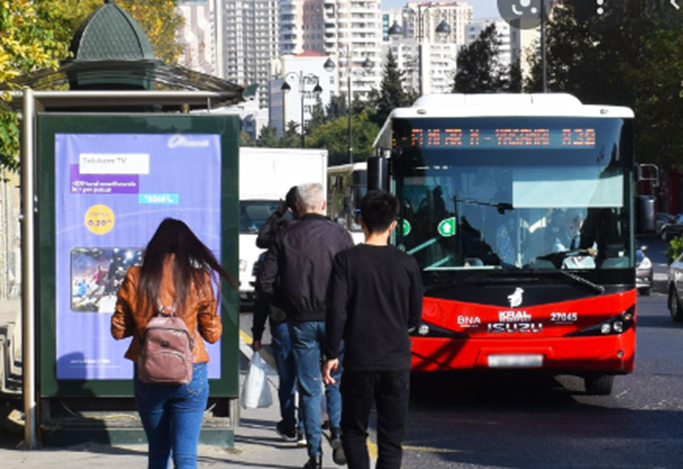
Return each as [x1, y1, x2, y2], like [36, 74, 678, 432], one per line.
[498, 310, 532, 322]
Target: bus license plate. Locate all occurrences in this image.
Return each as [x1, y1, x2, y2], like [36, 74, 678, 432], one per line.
[488, 354, 543, 368]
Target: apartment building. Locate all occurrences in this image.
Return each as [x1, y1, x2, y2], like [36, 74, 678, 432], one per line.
[176, 0, 225, 78]
[224, 0, 280, 108]
[279, 0, 383, 101]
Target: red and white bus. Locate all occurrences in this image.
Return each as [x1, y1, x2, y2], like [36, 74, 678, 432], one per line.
[370, 93, 636, 395]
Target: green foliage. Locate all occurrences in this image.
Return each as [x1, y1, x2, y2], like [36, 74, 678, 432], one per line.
[666, 236, 683, 264]
[370, 50, 410, 127]
[307, 96, 326, 133]
[526, 1, 683, 167]
[239, 130, 255, 147]
[325, 94, 349, 120]
[256, 126, 281, 148]
[453, 23, 507, 92]
[0, 0, 184, 172]
[307, 110, 379, 165]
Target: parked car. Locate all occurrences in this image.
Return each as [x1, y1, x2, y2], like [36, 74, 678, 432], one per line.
[636, 246, 652, 296]
[657, 212, 675, 233]
[668, 252, 683, 321]
[659, 214, 683, 241]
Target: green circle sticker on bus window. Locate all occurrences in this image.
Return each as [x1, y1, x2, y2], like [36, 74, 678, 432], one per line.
[437, 217, 457, 237]
[402, 219, 411, 236]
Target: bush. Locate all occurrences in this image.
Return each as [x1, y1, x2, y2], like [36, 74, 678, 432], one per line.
[666, 236, 683, 264]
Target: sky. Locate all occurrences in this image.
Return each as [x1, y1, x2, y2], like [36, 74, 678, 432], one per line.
[380, 0, 501, 19]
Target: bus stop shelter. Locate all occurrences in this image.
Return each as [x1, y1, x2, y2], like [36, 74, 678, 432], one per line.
[2, 0, 250, 450]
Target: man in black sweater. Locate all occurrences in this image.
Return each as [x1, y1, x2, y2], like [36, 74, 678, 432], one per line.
[323, 190, 423, 469]
[259, 182, 354, 469]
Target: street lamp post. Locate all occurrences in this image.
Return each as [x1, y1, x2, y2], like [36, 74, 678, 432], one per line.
[281, 71, 322, 148]
[324, 50, 372, 164]
[389, 6, 451, 96]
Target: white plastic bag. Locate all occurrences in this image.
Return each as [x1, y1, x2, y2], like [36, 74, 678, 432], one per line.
[240, 352, 273, 409]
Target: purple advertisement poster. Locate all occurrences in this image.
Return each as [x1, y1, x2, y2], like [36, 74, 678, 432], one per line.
[55, 133, 222, 380]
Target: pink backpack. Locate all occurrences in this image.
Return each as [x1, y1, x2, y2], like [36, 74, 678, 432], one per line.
[137, 305, 194, 385]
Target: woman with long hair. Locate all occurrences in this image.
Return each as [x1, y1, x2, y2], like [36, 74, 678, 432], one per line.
[111, 218, 234, 469]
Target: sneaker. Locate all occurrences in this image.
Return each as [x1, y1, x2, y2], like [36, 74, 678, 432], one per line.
[330, 426, 342, 450]
[276, 421, 298, 442]
[297, 429, 307, 447]
[333, 446, 347, 466]
[303, 455, 322, 469]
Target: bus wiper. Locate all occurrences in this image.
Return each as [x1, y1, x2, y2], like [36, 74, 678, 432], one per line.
[549, 269, 605, 295]
[453, 197, 513, 214]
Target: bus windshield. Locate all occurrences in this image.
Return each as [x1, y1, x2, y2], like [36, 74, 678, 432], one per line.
[393, 117, 633, 272]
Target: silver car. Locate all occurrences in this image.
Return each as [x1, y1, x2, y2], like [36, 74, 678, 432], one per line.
[667, 253, 683, 322]
[636, 246, 652, 296]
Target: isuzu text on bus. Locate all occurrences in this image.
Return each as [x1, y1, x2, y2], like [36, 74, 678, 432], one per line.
[368, 94, 636, 395]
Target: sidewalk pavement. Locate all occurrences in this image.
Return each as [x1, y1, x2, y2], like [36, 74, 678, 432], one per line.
[0, 306, 366, 469]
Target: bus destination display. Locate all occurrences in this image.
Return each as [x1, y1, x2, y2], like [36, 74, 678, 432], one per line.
[403, 128, 596, 149]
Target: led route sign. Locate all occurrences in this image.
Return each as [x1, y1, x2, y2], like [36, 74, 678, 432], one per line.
[400, 127, 597, 149]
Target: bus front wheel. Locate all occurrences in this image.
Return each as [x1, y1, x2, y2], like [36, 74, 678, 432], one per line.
[585, 375, 614, 396]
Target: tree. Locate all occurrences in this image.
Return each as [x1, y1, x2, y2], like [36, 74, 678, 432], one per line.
[325, 94, 349, 120]
[307, 111, 379, 165]
[240, 130, 255, 147]
[307, 96, 326, 135]
[506, 60, 523, 93]
[256, 126, 281, 148]
[0, 1, 70, 171]
[281, 121, 302, 148]
[453, 23, 507, 93]
[0, 0, 185, 171]
[525, 0, 683, 167]
[370, 50, 410, 126]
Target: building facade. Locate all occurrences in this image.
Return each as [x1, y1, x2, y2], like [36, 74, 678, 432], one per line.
[176, 0, 225, 78]
[269, 53, 338, 138]
[224, 0, 281, 108]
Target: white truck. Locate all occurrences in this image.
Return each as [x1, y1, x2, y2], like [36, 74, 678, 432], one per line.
[239, 147, 328, 306]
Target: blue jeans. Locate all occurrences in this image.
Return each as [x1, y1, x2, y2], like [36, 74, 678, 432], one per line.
[134, 363, 209, 469]
[270, 320, 303, 431]
[290, 320, 343, 457]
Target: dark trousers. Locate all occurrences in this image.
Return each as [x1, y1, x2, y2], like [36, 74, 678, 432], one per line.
[340, 369, 410, 469]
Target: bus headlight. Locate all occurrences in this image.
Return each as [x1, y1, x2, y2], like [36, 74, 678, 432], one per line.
[565, 306, 635, 337]
[409, 321, 468, 339]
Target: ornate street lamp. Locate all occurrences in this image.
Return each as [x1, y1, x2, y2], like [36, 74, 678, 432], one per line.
[281, 72, 322, 148]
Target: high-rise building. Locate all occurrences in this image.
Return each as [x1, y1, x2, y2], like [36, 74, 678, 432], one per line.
[176, 0, 225, 78]
[225, 0, 281, 108]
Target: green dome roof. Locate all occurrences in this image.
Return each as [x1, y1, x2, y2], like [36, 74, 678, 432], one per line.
[69, 0, 156, 61]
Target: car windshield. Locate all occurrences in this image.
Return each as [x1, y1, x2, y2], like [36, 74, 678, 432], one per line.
[240, 200, 281, 234]
[393, 117, 633, 272]
[636, 250, 644, 263]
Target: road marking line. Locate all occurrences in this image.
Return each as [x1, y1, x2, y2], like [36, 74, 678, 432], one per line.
[403, 445, 464, 453]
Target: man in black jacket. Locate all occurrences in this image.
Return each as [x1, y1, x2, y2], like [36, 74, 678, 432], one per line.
[259, 182, 354, 469]
[323, 190, 423, 469]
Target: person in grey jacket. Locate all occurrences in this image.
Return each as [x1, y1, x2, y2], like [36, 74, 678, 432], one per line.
[259, 182, 354, 469]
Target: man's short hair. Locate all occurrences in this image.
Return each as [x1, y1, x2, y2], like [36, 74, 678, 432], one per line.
[360, 190, 399, 234]
[296, 183, 325, 213]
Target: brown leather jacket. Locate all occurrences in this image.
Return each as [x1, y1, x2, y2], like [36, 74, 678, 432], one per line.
[111, 262, 222, 363]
